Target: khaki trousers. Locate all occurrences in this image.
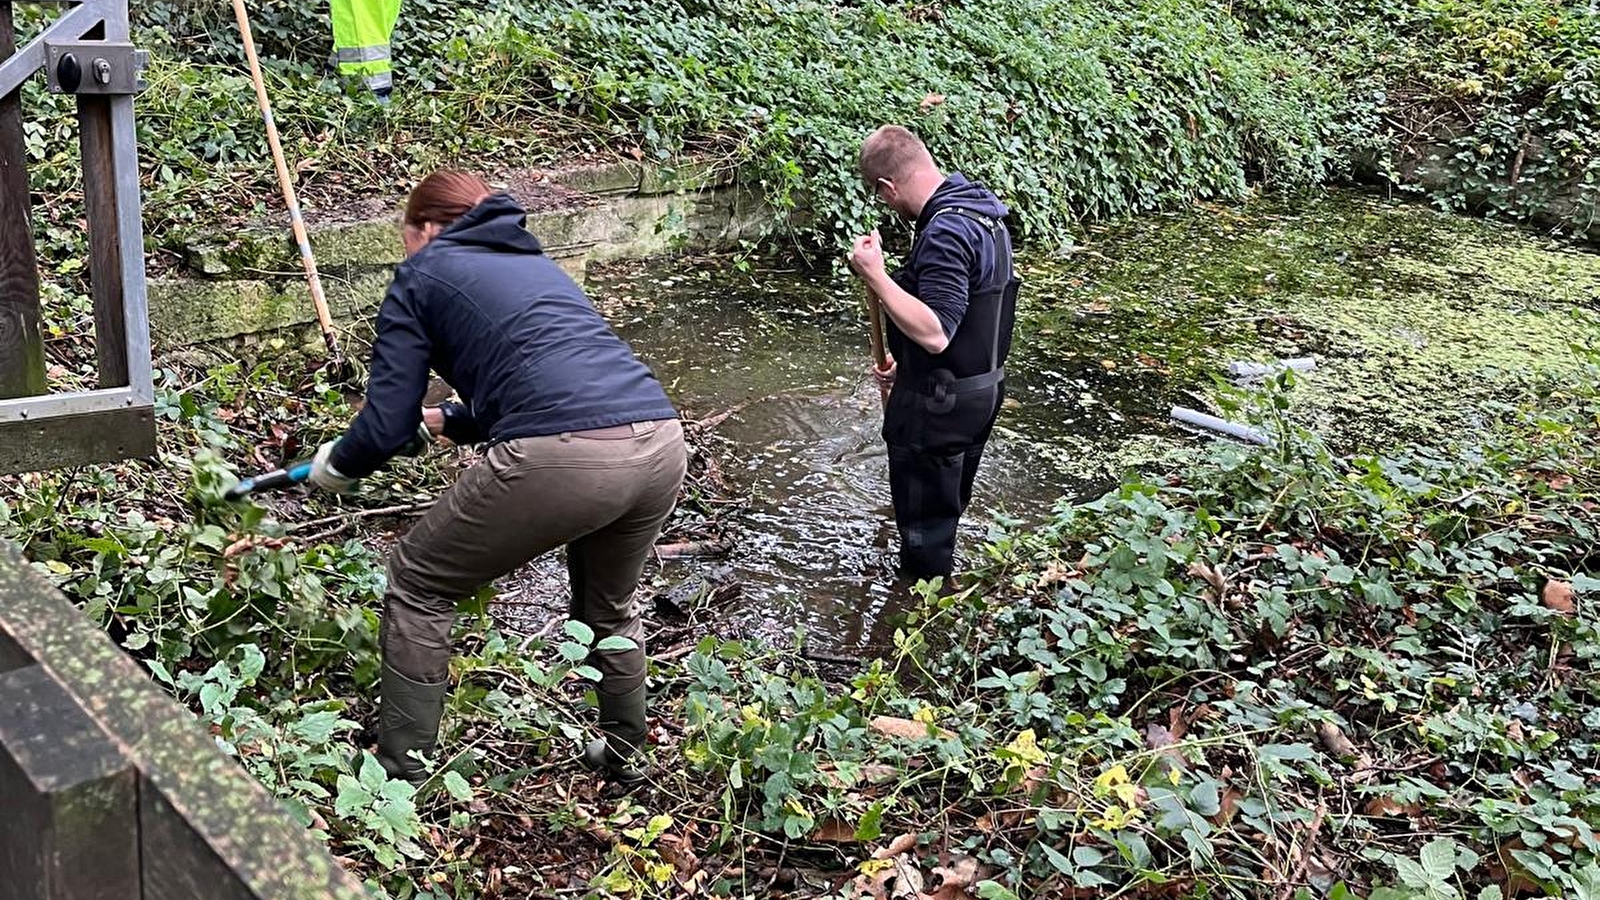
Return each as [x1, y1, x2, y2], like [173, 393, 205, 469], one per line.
[381, 419, 687, 693]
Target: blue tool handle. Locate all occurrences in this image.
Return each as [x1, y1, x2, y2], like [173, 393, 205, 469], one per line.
[223, 460, 313, 501]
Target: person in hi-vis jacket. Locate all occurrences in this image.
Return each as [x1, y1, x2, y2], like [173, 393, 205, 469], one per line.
[330, 0, 400, 100]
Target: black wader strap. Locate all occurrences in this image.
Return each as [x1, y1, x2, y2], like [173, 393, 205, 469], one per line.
[926, 206, 1014, 376]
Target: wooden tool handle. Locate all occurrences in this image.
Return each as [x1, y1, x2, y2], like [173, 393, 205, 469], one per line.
[863, 285, 889, 407]
[231, 0, 341, 361]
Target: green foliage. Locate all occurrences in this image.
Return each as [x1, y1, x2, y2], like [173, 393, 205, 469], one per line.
[15, 0, 1359, 272]
[672, 368, 1600, 896]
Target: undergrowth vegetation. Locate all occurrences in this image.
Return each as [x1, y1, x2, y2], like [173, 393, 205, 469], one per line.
[15, 0, 1597, 285]
[5, 351, 1598, 898]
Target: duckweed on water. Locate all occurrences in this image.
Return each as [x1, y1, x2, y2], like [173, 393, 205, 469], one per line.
[1023, 189, 1600, 451]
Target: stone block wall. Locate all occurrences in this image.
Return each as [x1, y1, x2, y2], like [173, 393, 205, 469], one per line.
[148, 158, 768, 347]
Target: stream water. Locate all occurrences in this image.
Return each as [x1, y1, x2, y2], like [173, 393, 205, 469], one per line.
[505, 190, 1600, 655]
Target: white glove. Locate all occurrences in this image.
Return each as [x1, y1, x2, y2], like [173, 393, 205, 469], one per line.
[308, 440, 359, 493]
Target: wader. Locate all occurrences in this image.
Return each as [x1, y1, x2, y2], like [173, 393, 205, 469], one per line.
[883, 208, 1019, 580]
[330, 0, 400, 98]
[376, 420, 687, 783]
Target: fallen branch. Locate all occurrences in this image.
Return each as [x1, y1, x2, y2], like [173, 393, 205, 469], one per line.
[289, 501, 435, 534]
[653, 538, 734, 560]
[1277, 800, 1328, 900]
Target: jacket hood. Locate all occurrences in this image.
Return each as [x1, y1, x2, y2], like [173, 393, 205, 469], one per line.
[917, 173, 1008, 229]
[432, 193, 544, 254]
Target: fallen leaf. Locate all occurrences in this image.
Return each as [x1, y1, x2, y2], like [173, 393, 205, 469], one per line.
[871, 715, 953, 741]
[876, 832, 919, 860]
[1316, 722, 1359, 761]
[1211, 787, 1243, 826]
[1547, 474, 1574, 490]
[1187, 560, 1226, 594]
[1167, 706, 1189, 741]
[1144, 723, 1189, 773]
[927, 854, 987, 900]
[1364, 796, 1422, 818]
[1543, 580, 1577, 616]
[812, 817, 859, 844]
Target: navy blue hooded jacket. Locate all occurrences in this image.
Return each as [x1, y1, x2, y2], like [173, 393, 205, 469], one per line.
[886, 173, 1013, 381]
[330, 194, 678, 479]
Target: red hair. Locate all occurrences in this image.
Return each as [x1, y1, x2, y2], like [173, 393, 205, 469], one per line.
[404, 170, 493, 229]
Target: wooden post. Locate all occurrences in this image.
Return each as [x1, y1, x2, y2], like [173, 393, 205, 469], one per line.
[0, 0, 46, 399]
[0, 665, 141, 900]
[79, 91, 130, 388]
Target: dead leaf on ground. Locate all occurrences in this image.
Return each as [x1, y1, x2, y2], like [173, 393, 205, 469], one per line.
[1167, 705, 1189, 740]
[1187, 559, 1227, 594]
[1364, 796, 1422, 818]
[875, 832, 919, 860]
[1211, 787, 1243, 826]
[1542, 579, 1577, 616]
[927, 854, 989, 900]
[1144, 723, 1189, 773]
[871, 715, 954, 741]
[812, 816, 860, 844]
[1316, 722, 1359, 761]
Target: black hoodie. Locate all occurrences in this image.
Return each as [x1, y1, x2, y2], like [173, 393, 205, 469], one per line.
[330, 194, 678, 479]
[886, 173, 1014, 382]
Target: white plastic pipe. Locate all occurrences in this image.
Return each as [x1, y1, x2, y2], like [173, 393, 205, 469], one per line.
[1170, 406, 1271, 446]
[1226, 357, 1317, 380]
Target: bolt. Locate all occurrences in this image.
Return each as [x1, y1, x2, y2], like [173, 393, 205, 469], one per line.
[93, 58, 112, 85]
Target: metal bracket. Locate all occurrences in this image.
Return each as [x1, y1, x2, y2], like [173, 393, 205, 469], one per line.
[44, 41, 147, 95]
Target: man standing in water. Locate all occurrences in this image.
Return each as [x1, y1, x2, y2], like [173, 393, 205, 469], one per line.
[847, 125, 1019, 582]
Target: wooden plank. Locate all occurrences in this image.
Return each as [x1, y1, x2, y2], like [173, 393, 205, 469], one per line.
[0, 403, 156, 475]
[0, 664, 140, 900]
[0, 0, 47, 399]
[0, 544, 372, 900]
[0, 624, 29, 673]
[78, 93, 129, 389]
[140, 783, 270, 900]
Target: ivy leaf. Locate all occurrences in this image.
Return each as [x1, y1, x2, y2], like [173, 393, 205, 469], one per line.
[563, 620, 596, 646]
[335, 774, 372, 818]
[237, 644, 266, 683]
[443, 771, 473, 802]
[976, 884, 1022, 900]
[1040, 843, 1074, 875]
[595, 635, 638, 652]
[291, 710, 343, 744]
[855, 800, 885, 842]
[1395, 857, 1430, 888]
[1258, 743, 1315, 761]
[359, 752, 388, 792]
[1421, 838, 1459, 879]
[1189, 779, 1221, 816]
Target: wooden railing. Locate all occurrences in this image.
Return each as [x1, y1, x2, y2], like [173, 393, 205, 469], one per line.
[0, 543, 370, 900]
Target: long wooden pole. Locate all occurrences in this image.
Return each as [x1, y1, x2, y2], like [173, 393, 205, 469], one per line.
[231, 0, 343, 367]
[863, 284, 889, 408]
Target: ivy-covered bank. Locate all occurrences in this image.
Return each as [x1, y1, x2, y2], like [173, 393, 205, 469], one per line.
[16, 0, 1598, 286]
[5, 353, 1599, 899]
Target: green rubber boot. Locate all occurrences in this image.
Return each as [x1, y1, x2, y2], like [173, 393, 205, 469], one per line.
[583, 684, 648, 785]
[374, 663, 447, 785]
